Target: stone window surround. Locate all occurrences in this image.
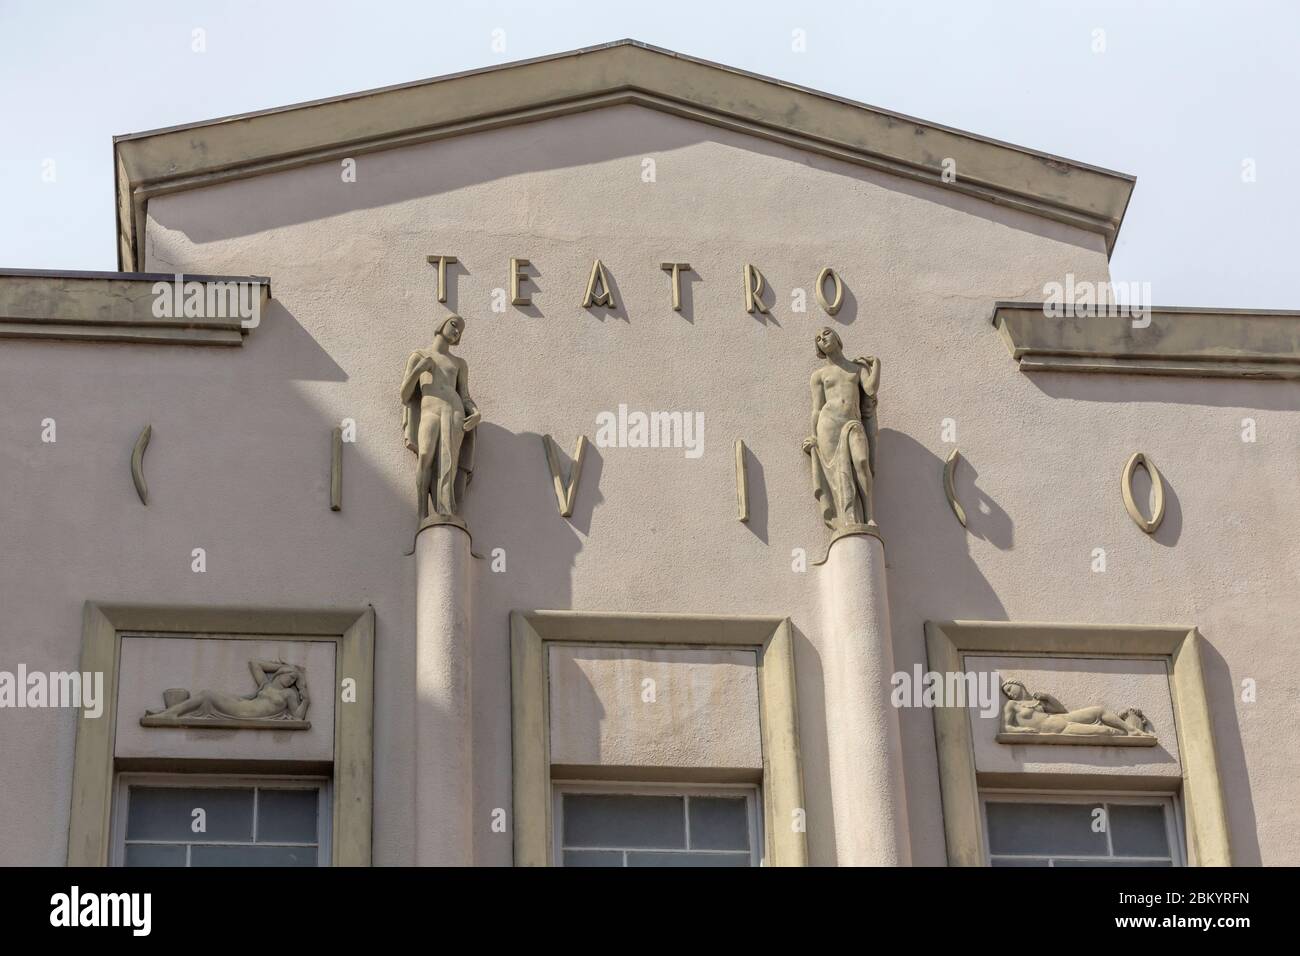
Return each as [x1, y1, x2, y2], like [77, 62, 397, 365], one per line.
[925, 620, 1231, 867]
[510, 610, 807, 867]
[67, 603, 374, 866]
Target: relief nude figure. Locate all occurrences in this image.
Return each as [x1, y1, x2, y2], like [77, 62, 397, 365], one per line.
[141, 660, 311, 729]
[400, 314, 480, 524]
[803, 328, 880, 531]
[999, 679, 1154, 743]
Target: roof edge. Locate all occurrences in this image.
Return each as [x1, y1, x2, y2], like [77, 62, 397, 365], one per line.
[113, 40, 1137, 270]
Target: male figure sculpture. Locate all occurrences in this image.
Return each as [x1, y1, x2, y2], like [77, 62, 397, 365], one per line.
[400, 314, 480, 523]
[803, 328, 880, 530]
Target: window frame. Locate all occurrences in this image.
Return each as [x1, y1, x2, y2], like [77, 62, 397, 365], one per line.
[552, 781, 763, 867]
[924, 620, 1231, 866]
[68, 603, 374, 866]
[109, 772, 333, 867]
[510, 611, 807, 867]
[979, 788, 1185, 867]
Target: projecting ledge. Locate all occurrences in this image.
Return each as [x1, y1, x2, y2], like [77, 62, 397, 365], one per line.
[993, 301, 1300, 380]
[0, 269, 270, 346]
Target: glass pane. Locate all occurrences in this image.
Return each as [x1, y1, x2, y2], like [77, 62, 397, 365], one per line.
[124, 844, 187, 867]
[985, 802, 1107, 856]
[191, 844, 317, 867]
[990, 857, 1050, 867]
[562, 850, 624, 867]
[257, 789, 318, 843]
[688, 797, 749, 851]
[126, 788, 253, 842]
[1055, 858, 1171, 867]
[563, 794, 685, 849]
[626, 851, 751, 867]
[1108, 803, 1170, 857]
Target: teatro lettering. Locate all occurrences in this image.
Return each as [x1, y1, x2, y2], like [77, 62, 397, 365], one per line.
[426, 254, 847, 316]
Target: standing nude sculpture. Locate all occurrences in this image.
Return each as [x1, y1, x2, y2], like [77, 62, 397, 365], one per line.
[400, 314, 481, 523]
[999, 679, 1154, 743]
[141, 660, 311, 729]
[803, 328, 880, 530]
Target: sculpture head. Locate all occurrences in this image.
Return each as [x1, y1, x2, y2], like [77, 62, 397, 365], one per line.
[437, 314, 464, 346]
[815, 327, 842, 358]
[1001, 679, 1029, 700]
[271, 665, 301, 688]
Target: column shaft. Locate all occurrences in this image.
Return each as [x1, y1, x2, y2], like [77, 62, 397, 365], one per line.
[818, 533, 911, 865]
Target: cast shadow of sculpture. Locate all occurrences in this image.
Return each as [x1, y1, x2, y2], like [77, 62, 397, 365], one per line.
[950, 454, 1014, 550]
[874, 427, 1010, 620]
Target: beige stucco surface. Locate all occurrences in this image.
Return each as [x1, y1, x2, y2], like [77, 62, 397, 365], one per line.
[1, 102, 1296, 865]
[114, 636, 335, 762]
[547, 644, 761, 770]
[966, 655, 1180, 779]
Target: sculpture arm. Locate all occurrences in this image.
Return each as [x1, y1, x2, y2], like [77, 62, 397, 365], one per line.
[803, 373, 824, 454]
[290, 672, 310, 720]
[1033, 691, 1067, 714]
[856, 355, 881, 398]
[399, 352, 428, 404]
[857, 357, 879, 474]
[248, 659, 280, 686]
[457, 358, 481, 430]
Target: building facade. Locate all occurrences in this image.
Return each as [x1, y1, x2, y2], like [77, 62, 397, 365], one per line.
[1, 41, 1295, 866]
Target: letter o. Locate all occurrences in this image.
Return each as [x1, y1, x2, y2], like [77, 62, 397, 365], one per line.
[815, 267, 843, 316]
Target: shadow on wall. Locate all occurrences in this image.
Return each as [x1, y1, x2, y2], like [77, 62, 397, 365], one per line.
[1125, 458, 1183, 548]
[741, 441, 769, 545]
[468, 424, 602, 604]
[1026, 370, 1300, 413]
[1195, 636, 1261, 865]
[788, 620, 836, 864]
[875, 428, 1011, 622]
[150, 106, 1101, 257]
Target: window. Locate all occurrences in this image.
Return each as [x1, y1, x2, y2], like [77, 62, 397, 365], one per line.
[111, 774, 330, 867]
[554, 785, 761, 867]
[981, 792, 1182, 867]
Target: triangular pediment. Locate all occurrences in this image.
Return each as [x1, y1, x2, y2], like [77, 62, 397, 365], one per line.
[113, 40, 1133, 270]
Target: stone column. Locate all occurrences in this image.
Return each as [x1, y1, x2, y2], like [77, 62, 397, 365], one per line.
[818, 531, 911, 865]
[414, 521, 473, 865]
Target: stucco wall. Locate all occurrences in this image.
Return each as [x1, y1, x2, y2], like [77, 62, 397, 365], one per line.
[1, 103, 1294, 865]
[547, 645, 762, 771]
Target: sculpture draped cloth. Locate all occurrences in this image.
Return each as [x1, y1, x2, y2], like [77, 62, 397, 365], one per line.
[403, 379, 476, 514]
[810, 418, 871, 529]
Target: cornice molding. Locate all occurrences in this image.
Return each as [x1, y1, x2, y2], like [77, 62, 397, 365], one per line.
[993, 301, 1300, 380]
[112, 39, 1135, 270]
[0, 269, 269, 346]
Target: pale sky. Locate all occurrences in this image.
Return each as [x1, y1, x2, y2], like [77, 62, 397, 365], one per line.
[1, 0, 1295, 308]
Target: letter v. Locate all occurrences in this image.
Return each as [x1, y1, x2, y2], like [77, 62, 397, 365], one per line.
[543, 435, 588, 518]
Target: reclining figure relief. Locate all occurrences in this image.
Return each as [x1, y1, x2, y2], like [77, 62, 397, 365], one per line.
[140, 659, 311, 730]
[998, 679, 1155, 746]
